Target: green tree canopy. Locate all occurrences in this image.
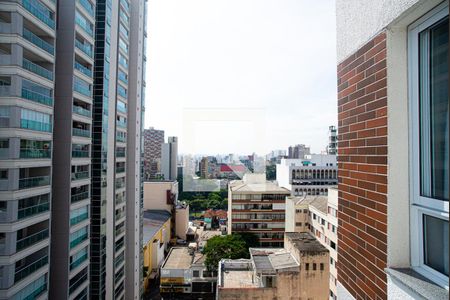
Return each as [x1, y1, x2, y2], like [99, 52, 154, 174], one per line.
[202, 233, 257, 272]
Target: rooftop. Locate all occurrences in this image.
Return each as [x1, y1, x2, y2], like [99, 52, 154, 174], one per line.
[142, 210, 171, 245]
[285, 232, 329, 253]
[250, 248, 299, 273]
[230, 179, 290, 194]
[161, 247, 193, 270]
[219, 259, 260, 288]
[287, 195, 328, 214]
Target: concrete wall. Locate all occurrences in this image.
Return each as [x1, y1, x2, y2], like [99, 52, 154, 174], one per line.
[175, 206, 189, 240]
[218, 288, 276, 300]
[143, 181, 178, 211]
[336, 0, 420, 62]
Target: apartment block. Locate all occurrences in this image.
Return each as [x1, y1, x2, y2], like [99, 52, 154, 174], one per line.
[276, 154, 338, 197]
[217, 232, 330, 300]
[285, 188, 339, 299]
[336, 0, 448, 299]
[160, 136, 177, 181]
[228, 173, 290, 247]
[327, 125, 337, 155]
[288, 144, 310, 159]
[143, 127, 164, 180]
[0, 0, 56, 298]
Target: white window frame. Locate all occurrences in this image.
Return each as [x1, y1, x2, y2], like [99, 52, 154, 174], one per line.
[408, 1, 449, 289]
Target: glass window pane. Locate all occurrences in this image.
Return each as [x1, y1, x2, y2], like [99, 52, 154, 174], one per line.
[423, 214, 449, 276]
[419, 18, 449, 201]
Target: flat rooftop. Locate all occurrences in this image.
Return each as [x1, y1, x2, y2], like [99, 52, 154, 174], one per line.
[250, 248, 299, 273]
[285, 232, 329, 253]
[222, 270, 258, 288]
[142, 210, 171, 245]
[230, 181, 290, 193]
[161, 247, 192, 270]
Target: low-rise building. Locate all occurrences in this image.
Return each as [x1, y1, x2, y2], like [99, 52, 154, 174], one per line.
[228, 173, 291, 247]
[217, 232, 330, 299]
[276, 155, 337, 196]
[285, 188, 339, 299]
[142, 210, 171, 290]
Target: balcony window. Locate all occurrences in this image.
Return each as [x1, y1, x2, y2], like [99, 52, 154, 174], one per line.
[22, 28, 54, 55]
[74, 76, 92, 97]
[18, 193, 50, 219]
[22, 79, 53, 106]
[69, 226, 88, 249]
[14, 251, 48, 283]
[70, 206, 88, 226]
[69, 267, 88, 294]
[11, 274, 47, 300]
[117, 84, 127, 99]
[20, 108, 52, 132]
[409, 4, 449, 287]
[22, 0, 55, 29]
[75, 11, 94, 37]
[71, 165, 89, 181]
[117, 100, 127, 113]
[20, 139, 51, 159]
[70, 247, 88, 270]
[72, 143, 89, 158]
[71, 185, 89, 203]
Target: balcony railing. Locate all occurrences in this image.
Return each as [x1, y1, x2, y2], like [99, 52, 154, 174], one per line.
[19, 176, 50, 189]
[78, 0, 94, 17]
[69, 271, 88, 294]
[115, 211, 125, 221]
[117, 105, 127, 114]
[23, 28, 54, 55]
[116, 135, 126, 143]
[70, 233, 88, 249]
[72, 128, 90, 138]
[116, 121, 126, 128]
[74, 81, 92, 97]
[16, 228, 49, 251]
[70, 212, 88, 226]
[73, 105, 91, 117]
[74, 61, 92, 77]
[14, 255, 48, 283]
[72, 150, 89, 158]
[22, 0, 55, 29]
[71, 191, 89, 203]
[22, 87, 53, 106]
[116, 167, 125, 173]
[75, 40, 93, 57]
[116, 151, 125, 157]
[18, 202, 50, 219]
[70, 252, 88, 270]
[75, 16, 93, 37]
[23, 59, 53, 81]
[71, 171, 89, 181]
[20, 148, 51, 159]
[20, 119, 52, 132]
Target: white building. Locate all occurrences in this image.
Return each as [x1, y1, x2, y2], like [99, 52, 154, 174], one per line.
[276, 155, 337, 196]
[161, 136, 178, 180]
[285, 188, 339, 299]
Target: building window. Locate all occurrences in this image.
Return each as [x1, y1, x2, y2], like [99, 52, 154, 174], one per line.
[320, 263, 324, 271]
[0, 170, 7, 179]
[193, 270, 200, 278]
[312, 263, 317, 271]
[409, 3, 449, 287]
[296, 222, 302, 226]
[305, 263, 309, 271]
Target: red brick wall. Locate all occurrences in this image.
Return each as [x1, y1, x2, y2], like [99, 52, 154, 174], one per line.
[337, 31, 388, 300]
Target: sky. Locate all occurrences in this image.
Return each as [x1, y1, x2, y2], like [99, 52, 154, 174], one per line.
[146, 0, 337, 155]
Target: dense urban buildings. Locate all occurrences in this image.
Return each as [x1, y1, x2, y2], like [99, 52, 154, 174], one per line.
[285, 188, 339, 299]
[160, 136, 178, 181]
[228, 173, 290, 247]
[217, 232, 330, 300]
[288, 144, 310, 159]
[0, 0, 56, 298]
[0, 0, 146, 299]
[143, 127, 164, 179]
[336, 0, 448, 299]
[276, 154, 338, 196]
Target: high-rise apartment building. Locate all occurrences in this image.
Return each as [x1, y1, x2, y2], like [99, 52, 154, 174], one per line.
[288, 144, 310, 159]
[49, 0, 96, 298]
[228, 173, 290, 247]
[160, 136, 177, 181]
[276, 154, 338, 197]
[336, 1, 448, 299]
[143, 127, 164, 179]
[327, 125, 337, 155]
[89, 0, 146, 298]
[0, 0, 56, 298]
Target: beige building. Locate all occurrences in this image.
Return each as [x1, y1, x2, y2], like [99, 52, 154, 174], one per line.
[228, 173, 290, 247]
[217, 232, 330, 300]
[285, 188, 338, 299]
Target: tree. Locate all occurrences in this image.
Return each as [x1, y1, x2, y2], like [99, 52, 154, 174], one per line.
[202, 234, 249, 272]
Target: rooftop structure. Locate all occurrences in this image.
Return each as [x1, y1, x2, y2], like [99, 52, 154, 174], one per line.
[161, 247, 192, 270]
[142, 210, 172, 245]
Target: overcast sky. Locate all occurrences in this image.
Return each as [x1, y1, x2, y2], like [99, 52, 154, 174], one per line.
[146, 0, 337, 155]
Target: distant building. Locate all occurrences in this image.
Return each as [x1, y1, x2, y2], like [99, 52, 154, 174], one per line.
[219, 164, 246, 179]
[143, 127, 165, 179]
[327, 126, 337, 155]
[217, 232, 329, 300]
[285, 189, 339, 299]
[161, 136, 178, 180]
[277, 154, 337, 196]
[288, 144, 310, 159]
[199, 156, 219, 179]
[228, 174, 291, 247]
